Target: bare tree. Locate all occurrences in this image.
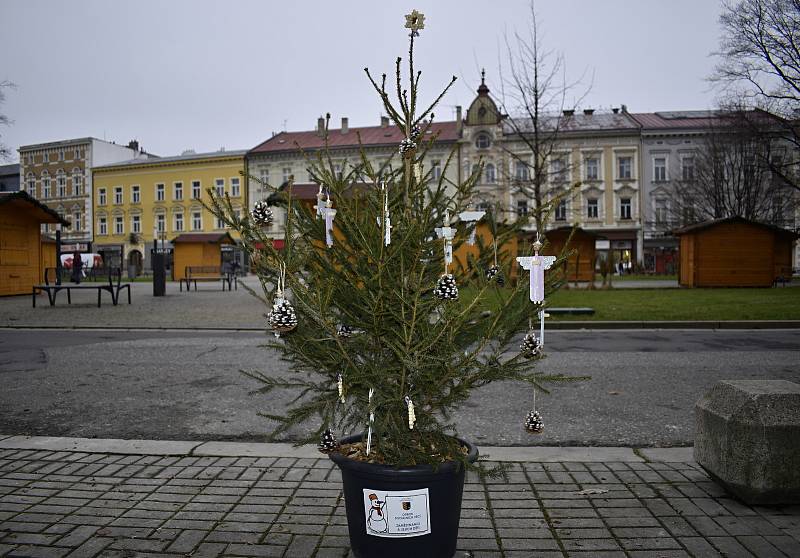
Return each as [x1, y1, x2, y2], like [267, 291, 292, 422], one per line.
[0, 81, 16, 162]
[712, 0, 800, 191]
[497, 2, 589, 232]
[671, 113, 796, 227]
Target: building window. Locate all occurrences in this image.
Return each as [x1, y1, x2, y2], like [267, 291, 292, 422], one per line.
[471, 164, 481, 182]
[655, 199, 668, 225]
[74, 147, 80, 160]
[156, 214, 165, 233]
[192, 211, 202, 231]
[681, 156, 695, 181]
[56, 170, 66, 196]
[174, 182, 183, 200]
[215, 179, 225, 197]
[514, 160, 529, 181]
[585, 157, 599, 181]
[131, 185, 140, 203]
[58, 149, 65, 161]
[215, 216, 225, 229]
[555, 199, 567, 221]
[98, 217, 107, 235]
[192, 180, 201, 199]
[114, 187, 123, 204]
[231, 177, 240, 197]
[131, 215, 141, 234]
[516, 199, 528, 216]
[476, 200, 491, 212]
[98, 188, 106, 205]
[475, 133, 491, 149]
[620, 197, 632, 220]
[484, 163, 496, 184]
[72, 212, 81, 231]
[682, 196, 695, 224]
[174, 212, 184, 232]
[550, 158, 566, 182]
[587, 198, 598, 219]
[72, 169, 82, 195]
[42, 173, 51, 198]
[617, 156, 632, 180]
[259, 168, 270, 189]
[155, 183, 165, 201]
[26, 173, 35, 196]
[431, 160, 441, 180]
[282, 167, 292, 184]
[114, 215, 124, 235]
[44, 152, 50, 163]
[653, 157, 667, 181]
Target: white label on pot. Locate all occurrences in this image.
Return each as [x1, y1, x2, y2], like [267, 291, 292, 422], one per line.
[362, 488, 430, 537]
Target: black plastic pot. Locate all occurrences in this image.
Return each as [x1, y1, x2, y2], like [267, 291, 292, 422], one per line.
[328, 434, 478, 558]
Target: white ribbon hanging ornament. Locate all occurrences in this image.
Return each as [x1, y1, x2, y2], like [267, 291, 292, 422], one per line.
[366, 388, 375, 456]
[435, 210, 456, 266]
[322, 194, 337, 248]
[382, 182, 391, 246]
[459, 210, 485, 246]
[516, 235, 556, 304]
[404, 396, 416, 430]
[314, 184, 325, 219]
[337, 373, 345, 404]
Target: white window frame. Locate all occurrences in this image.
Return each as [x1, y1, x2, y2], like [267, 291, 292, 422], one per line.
[98, 216, 107, 235]
[587, 198, 599, 219]
[484, 163, 496, 184]
[42, 173, 51, 198]
[585, 156, 600, 181]
[620, 197, 632, 220]
[282, 167, 291, 184]
[72, 169, 82, 196]
[653, 156, 668, 182]
[131, 214, 141, 234]
[26, 173, 35, 196]
[516, 199, 528, 216]
[174, 212, 184, 232]
[231, 177, 240, 197]
[114, 215, 124, 235]
[56, 170, 66, 197]
[431, 160, 442, 180]
[192, 211, 202, 231]
[681, 155, 695, 181]
[98, 188, 107, 205]
[155, 213, 166, 233]
[174, 182, 183, 201]
[114, 186, 123, 205]
[155, 183, 165, 202]
[192, 180, 201, 199]
[555, 199, 567, 221]
[72, 211, 82, 231]
[617, 156, 633, 180]
[215, 178, 225, 197]
[475, 133, 491, 149]
[132, 185, 140, 203]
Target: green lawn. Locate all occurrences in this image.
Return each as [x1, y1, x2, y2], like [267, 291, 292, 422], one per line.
[547, 287, 800, 321]
[594, 273, 677, 282]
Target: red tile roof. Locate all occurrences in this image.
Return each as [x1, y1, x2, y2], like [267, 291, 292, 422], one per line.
[630, 111, 725, 130]
[250, 121, 459, 154]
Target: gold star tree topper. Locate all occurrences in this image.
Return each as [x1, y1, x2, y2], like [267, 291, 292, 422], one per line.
[405, 10, 425, 36]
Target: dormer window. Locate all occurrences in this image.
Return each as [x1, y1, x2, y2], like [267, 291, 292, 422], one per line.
[475, 133, 491, 149]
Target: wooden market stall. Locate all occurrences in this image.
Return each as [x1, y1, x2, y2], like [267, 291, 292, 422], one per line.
[172, 232, 235, 281]
[674, 216, 798, 287]
[40, 235, 58, 283]
[542, 226, 598, 282]
[452, 216, 519, 280]
[0, 191, 69, 296]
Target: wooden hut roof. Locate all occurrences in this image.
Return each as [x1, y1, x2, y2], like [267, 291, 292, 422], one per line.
[171, 232, 236, 244]
[673, 216, 799, 239]
[0, 191, 70, 225]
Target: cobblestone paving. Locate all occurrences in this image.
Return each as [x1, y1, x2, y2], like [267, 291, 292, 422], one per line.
[1, 449, 799, 557]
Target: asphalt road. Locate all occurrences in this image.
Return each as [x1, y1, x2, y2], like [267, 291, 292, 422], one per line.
[0, 328, 797, 447]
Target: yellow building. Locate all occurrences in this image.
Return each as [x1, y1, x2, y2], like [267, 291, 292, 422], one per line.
[92, 150, 246, 275]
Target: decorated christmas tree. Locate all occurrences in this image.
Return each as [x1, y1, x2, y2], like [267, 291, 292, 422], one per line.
[208, 10, 575, 469]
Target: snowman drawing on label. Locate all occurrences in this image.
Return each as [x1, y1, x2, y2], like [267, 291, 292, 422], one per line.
[367, 493, 388, 533]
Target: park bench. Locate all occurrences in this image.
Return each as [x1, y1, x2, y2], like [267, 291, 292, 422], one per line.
[180, 266, 237, 292]
[32, 267, 132, 308]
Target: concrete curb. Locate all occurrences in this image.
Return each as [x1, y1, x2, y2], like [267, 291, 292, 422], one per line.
[0, 435, 694, 462]
[2, 320, 799, 332]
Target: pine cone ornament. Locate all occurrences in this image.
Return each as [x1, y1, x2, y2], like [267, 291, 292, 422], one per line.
[486, 265, 505, 287]
[337, 324, 354, 338]
[267, 298, 298, 334]
[399, 138, 417, 156]
[524, 410, 544, 434]
[318, 428, 339, 453]
[520, 332, 542, 359]
[409, 124, 422, 142]
[251, 200, 273, 226]
[434, 273, 459, 300]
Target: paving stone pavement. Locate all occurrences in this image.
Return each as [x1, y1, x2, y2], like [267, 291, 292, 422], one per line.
[1, 442, 799, 557]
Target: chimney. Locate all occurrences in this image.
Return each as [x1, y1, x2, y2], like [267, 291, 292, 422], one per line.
[127, 139, 139, 152]
[380, 116, 389, 128]
[562, 109, 575, 117]
[621, 104, 628, 113]
[317, 116, 325, 136]
[583, 109, 594, 115]
[456, 105, 462, 136]
[612, 107, 620, 114]
[341, 117, 349, 134]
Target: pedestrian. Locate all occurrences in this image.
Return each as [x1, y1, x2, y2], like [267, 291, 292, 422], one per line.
[617, 261, 624, 276]
[71, 251, 83, 284]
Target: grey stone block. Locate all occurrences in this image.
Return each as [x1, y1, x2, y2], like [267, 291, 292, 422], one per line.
[694, 380, 800, 504]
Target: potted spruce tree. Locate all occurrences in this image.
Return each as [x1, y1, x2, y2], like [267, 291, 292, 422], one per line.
[209, 10, 574, 558]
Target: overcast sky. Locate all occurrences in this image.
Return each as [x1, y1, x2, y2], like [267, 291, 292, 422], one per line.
[1, 0, 725, 160]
